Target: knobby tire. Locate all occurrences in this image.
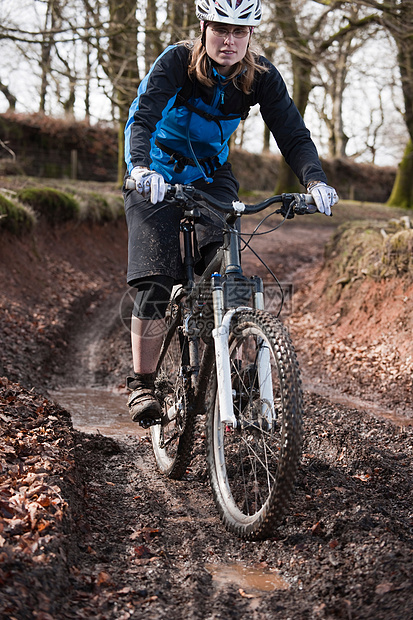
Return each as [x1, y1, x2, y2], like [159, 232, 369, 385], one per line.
[151, 301, 197, 479]
[206, 309, 303, 540]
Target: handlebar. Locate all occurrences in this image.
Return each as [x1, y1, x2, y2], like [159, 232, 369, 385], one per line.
[124, 177, 318, 217]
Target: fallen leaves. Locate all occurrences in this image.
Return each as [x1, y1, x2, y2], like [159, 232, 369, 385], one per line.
[310, 521, 323, 536]
[0, 377, 74, 563]
[96, 571, 114, 586]
[0, 378, 80, 618]
[133, 544, 153, 559]
[130, 526, 160, 542]
[352, 473, 371, 482]
[239, 588, 255, 598]
[375, 582, 394, 595]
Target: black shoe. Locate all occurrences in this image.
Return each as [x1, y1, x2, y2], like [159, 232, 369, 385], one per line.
[126, 375, 161, 428]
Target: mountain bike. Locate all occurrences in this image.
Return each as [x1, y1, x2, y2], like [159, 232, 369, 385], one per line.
[125, 179, 317, 540]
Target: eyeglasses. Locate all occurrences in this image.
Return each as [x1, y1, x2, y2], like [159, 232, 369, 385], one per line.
[209, 26, 251, 39]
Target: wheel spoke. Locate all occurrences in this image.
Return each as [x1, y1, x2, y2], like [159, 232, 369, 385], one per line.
[206, 310, 303, 539]
[151, 302, 196, 479]
[236, 431, 277, 485]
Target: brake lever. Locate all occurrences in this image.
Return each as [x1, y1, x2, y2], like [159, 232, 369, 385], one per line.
[293, 193, 318, 215]
[276, 193, 317, 217]
[276, 193, 296, 218]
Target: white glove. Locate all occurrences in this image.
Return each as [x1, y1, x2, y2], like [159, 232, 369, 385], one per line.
[308, 181, 338, 216]
[130, 166, 166, 204]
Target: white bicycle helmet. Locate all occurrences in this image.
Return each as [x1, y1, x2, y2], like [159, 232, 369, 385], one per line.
[196, 0, 262, 27]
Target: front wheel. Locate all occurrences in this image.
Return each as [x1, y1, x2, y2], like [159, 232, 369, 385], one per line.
[206, 309, 303, 540]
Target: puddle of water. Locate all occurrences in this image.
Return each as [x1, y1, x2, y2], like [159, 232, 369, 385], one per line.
[50, 386, 146, 438]
[205, 562, 289, 592]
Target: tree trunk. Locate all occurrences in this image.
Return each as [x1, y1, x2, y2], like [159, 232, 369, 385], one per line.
[274, 56, 313, 193]
[0, 82, 17, 110]
[331, 42, 350, 158]
[84, 12, 92, 123]
[263, 124, 270, 152]
[145, 0, 163, 73]
[380, 0, 413, 207]
[39, 0, 56, 113]
[387, 139, 413, 208]
[167, 0, 198, 41]
[107, 0, 139, 185]
[274, 0, 313, 193]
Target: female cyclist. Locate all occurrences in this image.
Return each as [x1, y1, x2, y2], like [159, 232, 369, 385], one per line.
[123, 0, 338, 428]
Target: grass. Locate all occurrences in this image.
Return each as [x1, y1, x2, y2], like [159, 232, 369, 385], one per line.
[322, 215, 412, 302]
[17, 187, 80, 224]
[74, 190, 124, 222]
[0, 176, 125, 234]
[0, 192, 36, 234]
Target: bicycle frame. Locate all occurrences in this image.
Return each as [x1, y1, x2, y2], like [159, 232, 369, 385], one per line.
[157, 202, 270, 427]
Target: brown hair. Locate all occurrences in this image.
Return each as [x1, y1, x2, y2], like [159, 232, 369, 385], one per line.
[186, 34, 268, 94]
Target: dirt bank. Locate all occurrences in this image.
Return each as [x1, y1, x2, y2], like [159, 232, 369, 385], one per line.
[0, 214, 128, 389]
[285, 216, 413, 422]
[1, 195, 412, 619]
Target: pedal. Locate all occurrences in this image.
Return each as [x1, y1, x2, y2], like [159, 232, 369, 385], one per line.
[139, 417, 162, 429]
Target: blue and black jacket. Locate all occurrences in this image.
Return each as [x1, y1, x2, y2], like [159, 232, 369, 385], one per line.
[124, 44, 327, 186]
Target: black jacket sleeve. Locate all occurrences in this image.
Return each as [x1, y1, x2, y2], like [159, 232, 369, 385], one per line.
[253, 57, 327, 187]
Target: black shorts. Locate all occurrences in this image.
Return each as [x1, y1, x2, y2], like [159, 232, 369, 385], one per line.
[123, 162, 239, 285]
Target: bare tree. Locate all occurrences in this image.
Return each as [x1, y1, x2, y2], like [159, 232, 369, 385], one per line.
[80, 0, 139, 180]
[355, 0, 413, 207]
[84, 9, 92, 121]
[0, 81, 17, 110]
[165, 0, 199, 42]
[311, 6, 379, 161]
[322, 0, 413, 205]
[265, 0, 332, 191]
[0, 0, 409, 202]
[0, 0, 91, 116]
[263, 0, 396, 191]
[39, 0, 60, 112]
[106, 0, 139, 182]
[145, 0, 163, 74]
[315, 35, 356, 159]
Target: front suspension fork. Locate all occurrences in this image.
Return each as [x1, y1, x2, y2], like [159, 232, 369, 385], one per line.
[253, 277, 275, 424]
[211, 273, 238, 427]
[211, 273, 275, 428]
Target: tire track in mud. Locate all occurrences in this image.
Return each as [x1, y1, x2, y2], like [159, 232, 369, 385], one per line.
[63, 396, 412, 619]
[52, 289, 129, 389]
[67, 431, 255, 619]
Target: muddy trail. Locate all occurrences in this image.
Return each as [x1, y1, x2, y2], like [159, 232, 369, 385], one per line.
[1, 204, 412, 619]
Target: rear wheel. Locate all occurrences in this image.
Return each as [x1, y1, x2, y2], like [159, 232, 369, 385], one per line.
[206, 309, 303, 539]
[151, 300, 196, 479]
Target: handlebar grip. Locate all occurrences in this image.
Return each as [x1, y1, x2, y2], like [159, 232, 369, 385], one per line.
[292, 193, 317, 214]
[125, 177, 172, 193]
[303, 194, 317, 214]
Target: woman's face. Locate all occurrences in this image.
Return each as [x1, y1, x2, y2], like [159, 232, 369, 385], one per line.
[204, 22, 251, 76]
